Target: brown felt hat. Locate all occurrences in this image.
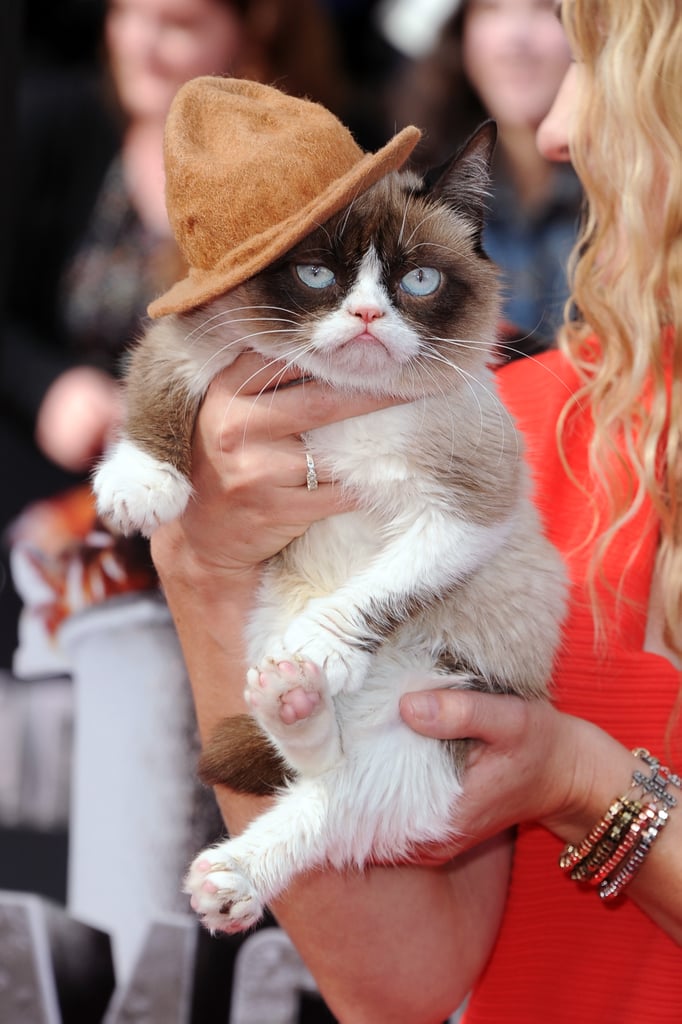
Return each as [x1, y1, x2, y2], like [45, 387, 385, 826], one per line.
[147, 76, 421, 318]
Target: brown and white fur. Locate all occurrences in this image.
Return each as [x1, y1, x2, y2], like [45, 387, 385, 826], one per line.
[93, 123, 566, 934]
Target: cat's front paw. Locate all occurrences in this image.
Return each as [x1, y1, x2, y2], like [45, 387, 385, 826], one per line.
[184, 845, 263, 935]
[280, 617, 372, 695]
[93, 439, 192, 536]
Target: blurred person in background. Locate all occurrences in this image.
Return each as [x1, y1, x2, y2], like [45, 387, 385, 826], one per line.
[384, 0, 583, 347]
[14, 0, 347, 479]
[0, 0, 349, 669]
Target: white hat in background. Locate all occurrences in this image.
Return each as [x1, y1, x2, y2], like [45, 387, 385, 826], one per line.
[376, 0, 463, 59]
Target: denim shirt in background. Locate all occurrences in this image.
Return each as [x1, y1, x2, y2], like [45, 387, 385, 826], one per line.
[484, 161, 583, 347]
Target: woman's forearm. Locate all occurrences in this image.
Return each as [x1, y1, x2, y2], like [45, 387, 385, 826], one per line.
[152, 524, 257, 736]
[151, 523, 269, 831]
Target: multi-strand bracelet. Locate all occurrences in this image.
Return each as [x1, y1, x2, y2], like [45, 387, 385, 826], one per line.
[559, 748, 680, 901]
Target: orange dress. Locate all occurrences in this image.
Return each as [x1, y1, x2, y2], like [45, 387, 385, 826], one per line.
[463, 349, 682, 1023]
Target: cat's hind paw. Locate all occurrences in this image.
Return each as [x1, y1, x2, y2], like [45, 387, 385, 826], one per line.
[93, 439, 192, 537]
[245, 656, 327, 727]
[245, 655, 342, 773]
[184, 848, 264, 935]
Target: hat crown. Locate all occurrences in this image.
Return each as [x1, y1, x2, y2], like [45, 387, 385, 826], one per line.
[150, 76, 420, 317]
[165, 77, 365, 272]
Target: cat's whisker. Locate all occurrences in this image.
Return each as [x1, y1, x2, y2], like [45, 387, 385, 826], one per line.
[226, 348, 322, 451]
[194, 327, 311, 378]
[335, 192, 362, 241]
[186, 312, 302, 346]
[426, 335, 499, 363]
[306, 219, 334, 249]
[426, 329, 490, 346]
[403, 239, 480, 267]
[401, 204, 455, 251]
[495, 343, 578, 400]
[212, 357, 305, 452]
[182, 304, 302, 342]
[190, 319, 303, 353]
[212, 333, 317, 406]
[422, 348, 520, 463]
[396, 185, 420, 248]
[417, 362, 474, 472]
[430, 356, 491, 456]
[182, 307, 248, 341]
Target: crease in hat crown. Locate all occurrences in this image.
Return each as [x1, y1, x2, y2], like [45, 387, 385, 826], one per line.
[148, 76, 421, 318]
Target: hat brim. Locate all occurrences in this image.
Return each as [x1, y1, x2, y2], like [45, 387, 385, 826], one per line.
[148, 124, 421, 319]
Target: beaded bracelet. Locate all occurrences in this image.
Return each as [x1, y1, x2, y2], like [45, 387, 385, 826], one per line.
[559, 749, 679, 902]
[597, 807, 670, 900]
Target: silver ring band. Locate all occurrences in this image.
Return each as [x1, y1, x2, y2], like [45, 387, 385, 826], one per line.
[305, 452, 318, 491]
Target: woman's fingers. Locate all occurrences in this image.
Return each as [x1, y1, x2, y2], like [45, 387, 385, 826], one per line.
[399, 687, 604, 842]
[177, 348, 393, 571]
[400, 689, 529, 744]
[205, 354, 398, 440]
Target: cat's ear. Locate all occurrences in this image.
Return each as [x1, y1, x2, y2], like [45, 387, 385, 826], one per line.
[424, 120, 497, 235]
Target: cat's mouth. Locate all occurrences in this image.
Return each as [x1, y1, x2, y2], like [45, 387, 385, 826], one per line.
[340, 327, 392, 356]
[350, 329, 386, 346]
[325, 333, 403, 383]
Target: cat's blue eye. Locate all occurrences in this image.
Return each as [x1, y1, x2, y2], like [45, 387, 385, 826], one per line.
[399, 267, 441, 296]
[295, 264, 336, 289]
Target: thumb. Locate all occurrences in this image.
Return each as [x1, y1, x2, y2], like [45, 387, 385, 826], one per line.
[399, 688, 526, 741]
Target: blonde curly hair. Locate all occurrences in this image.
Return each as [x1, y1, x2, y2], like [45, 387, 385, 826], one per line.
[559, 0, 682, 658]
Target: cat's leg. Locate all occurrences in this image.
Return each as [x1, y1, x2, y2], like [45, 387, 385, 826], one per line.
[93, 320, 202, 536]
[93, 441, 193, 536]
[245, 656, 342, 775]
[185, 777, 330, 934]
[278, 509, 514, 695]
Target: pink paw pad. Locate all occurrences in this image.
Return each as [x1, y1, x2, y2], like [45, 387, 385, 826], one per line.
[279, 684, 321, 724]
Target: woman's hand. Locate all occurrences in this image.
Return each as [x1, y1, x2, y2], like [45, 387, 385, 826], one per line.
[400, 688, 641, 853]
[153, 352, 394, 576]
[36, 366, 123, 472]
[399, 686, 682, 943]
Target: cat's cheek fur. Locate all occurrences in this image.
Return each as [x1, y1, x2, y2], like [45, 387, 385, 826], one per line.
[92, 439, 193, 537]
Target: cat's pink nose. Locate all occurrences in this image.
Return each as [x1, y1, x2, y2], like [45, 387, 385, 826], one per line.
[353, 305, 384, 323]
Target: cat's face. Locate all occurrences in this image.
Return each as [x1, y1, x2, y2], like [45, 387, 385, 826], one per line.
[185, 123, 501, 399]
